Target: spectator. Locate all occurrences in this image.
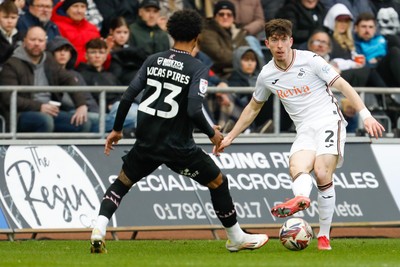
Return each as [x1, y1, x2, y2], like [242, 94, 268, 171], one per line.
[77, 38, 138, 132]
[370, 0, 400, 48]
[333, 0, 373, 19]
[323, 4, 373, 85]
[307, 30, 360, 132]
[308, 30, 368, 87]
[17, 0, 60, 41]
[323, 4, 355, 58]
[108, 16, 148, 86]
[94, 0, 139, 38]
[51, 0, 102, 67]
[128, 0, 170, 57]
[51, 0, 103, 30]
[260, 0, 286, 22]
[354, 12, 400, 128]
[324, 5, 389, 88]
[0, 26, 91, 132]
[307, 30, 388, 127]
[198, 0, 250, 79]
[157, 0, 194, 28]
[158, 0, 193, 15]
[354, 13, 400, 85]
[276, 0, 327, 49]
[227, 46, 276, 133]
[0, 0, 26, 10]
[186, 0, 215, 18]
[0, 0, 22, 70]
[229, 0, 265, 37]
[228, 47, 261, 105]
[84, 0, 102, 30]
[156, 0, 194, 46]
[47, 35, 100, 132]
[11, 0, 25, 14]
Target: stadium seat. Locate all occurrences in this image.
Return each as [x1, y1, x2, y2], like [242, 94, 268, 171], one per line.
[391, 93, 400, 105]
[373, 113, 392, 133]
[364, 93, 385, 111]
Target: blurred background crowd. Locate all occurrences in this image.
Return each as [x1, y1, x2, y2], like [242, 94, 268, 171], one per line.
[0, 0, 399, 136]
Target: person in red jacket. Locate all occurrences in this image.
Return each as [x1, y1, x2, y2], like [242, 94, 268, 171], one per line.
[51, 0, 103, 67]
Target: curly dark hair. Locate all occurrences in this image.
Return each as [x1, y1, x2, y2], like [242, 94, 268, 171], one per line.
[167, 9, 203, 42]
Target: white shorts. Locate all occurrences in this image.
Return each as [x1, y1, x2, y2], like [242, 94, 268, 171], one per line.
[290, 119, 347, 168]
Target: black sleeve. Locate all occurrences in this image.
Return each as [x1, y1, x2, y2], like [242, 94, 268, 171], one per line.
[187, 97, 215, 138]
[112, 99, 131, 131]
[112, 56, 149, 131]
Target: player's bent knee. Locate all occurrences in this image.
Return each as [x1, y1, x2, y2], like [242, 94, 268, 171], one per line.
[117, 170, 134, 188]
[206, 173, 224, 189]
[314, 168, 333, 185]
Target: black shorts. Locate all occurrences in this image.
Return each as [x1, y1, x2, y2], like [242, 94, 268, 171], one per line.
[122, 146, 220, 186]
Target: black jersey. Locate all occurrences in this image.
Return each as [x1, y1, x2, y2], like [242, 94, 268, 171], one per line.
[116, 48, 214, 160]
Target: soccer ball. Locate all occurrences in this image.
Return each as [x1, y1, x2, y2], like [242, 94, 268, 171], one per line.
[279, 218, 313, 251]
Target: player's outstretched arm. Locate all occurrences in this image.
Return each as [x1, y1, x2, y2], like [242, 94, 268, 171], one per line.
[104, 130, 123, 156]
[215, 98, 264, 155]
[332, 77, 385, 138]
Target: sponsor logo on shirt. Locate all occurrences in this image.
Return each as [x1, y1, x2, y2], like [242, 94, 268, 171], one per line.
[157, 57, 184, 70]
[297, 68, 306, 79]
[277, 85, 311, 99]
[322, 64, 332, 74]
[199, 79, 208, 96]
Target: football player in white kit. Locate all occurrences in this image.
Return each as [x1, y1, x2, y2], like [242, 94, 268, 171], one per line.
[214, 19, 385, 250]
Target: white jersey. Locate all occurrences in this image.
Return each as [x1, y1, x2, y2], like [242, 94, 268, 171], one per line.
[254, 49, 345, 129]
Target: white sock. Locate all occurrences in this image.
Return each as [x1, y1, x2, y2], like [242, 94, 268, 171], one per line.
[225, 222, 245, 242]
[292, 173, 313, 197]
[317, 185, 335, 239]
[93, 215, 109, 236]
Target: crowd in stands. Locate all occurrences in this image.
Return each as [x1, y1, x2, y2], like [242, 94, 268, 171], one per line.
[0, 0, 399, 136]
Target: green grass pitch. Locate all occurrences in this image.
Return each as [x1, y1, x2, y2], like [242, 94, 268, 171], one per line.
[0, 238, 399, 267]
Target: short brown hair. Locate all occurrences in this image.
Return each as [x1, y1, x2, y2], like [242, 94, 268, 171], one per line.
[0, 0, 19, 15]
[355, 12, 376, 26]
[264, 19, 292, 39]
[85, 38, 107, 50]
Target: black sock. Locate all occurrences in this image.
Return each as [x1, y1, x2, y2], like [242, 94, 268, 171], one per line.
[209, 175, 237, 228]
[99, 179, 130, 219]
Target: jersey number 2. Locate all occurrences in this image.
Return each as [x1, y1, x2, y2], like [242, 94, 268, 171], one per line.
[138, 78, 182, 119]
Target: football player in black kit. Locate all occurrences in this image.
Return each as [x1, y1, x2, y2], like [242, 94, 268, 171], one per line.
[90, 9, 268, 254]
